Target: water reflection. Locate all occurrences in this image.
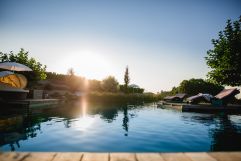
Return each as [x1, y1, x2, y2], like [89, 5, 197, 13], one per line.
[72, 116, 95, 131]
[0, 101, 135, 151]
[210, 115, 241, 151]
[122, 106, 129, 136]
[182, 113, 241, 151]
[0, 114, 47, 151]
[63, 97, 96, 131]
[1, 102, 241, 151]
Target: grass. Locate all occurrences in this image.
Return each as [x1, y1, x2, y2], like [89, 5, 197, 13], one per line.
[86, 92, 158, 104]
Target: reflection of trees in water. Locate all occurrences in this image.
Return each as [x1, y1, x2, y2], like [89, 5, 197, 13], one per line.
[48, 101, 120, 123]
[63, 119, 71, 128]
[0, 132, 25, 151]
[182, 113, 241, 151]
[46, 101, 142, 124]
[87, 102, 122, 123]
[122, 106, 129, 136]
[0, 114, 50, 151]
[99, 108, 118, 123]
[0, 101, 143, 150]
[210, 115, 241, 151]
[181, 113, 216, 126]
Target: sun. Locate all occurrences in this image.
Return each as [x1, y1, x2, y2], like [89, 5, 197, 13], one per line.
[60, 49, 113, 79]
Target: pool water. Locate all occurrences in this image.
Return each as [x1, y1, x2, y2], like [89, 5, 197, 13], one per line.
[1, 101, 241, 152]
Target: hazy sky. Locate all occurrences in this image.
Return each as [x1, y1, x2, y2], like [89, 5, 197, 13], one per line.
[0, 0, 240, 92]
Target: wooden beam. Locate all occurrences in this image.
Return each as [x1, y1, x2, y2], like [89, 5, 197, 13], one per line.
[82, 153, 109, 161]
[161, 153, 193, 161]
[0, 152, 29, 161]
[209, 152, 241, 161]
[22, 152, 56, 161]
[110, 153, 136, 161]
[137, 153, 165, 161]
[185, 152, 217, 161]
[52, 152, 83, 161]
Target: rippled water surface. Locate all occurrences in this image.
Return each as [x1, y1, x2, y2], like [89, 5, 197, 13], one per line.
[1, 101, 241, 152]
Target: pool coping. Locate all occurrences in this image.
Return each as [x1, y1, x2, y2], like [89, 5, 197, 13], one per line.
[1, 152, 241, 161]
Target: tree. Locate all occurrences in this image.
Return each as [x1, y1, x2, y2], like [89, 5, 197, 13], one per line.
[0, 48, 47, 81]
[45, 72, 86, 92]
[177, 78, 224, 96]
[66, 68, 86, 92]
[101, 76, 119, 92]
[67, 68, 75, 77]
[124, 66, 130, 93]
[205, 16, 241, 86]
[88, 79, 102, 92]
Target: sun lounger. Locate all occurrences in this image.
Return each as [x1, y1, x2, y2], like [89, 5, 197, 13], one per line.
[186, 93, 214, 104]
[164, 93, 187, 102]
[214, 88, 240, 105]
[187, 88, 240, 106]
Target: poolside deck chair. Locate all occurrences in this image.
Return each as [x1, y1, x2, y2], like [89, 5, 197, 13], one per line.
[214, 88, 240, 105]
[164, 93, 187, 102]
[187, 88, 240, 106]
[187, 93, 214, 104]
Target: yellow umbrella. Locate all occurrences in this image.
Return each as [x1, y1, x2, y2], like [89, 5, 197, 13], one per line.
[0, 72, 27, 89]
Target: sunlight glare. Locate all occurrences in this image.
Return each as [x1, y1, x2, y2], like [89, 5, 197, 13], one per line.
[60, 50, 113, 79]
[73, 116, 95, 131]
[72, 97, 95, 131]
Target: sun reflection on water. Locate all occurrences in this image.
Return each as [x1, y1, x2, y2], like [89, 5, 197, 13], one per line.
[72, 97, 96, 131]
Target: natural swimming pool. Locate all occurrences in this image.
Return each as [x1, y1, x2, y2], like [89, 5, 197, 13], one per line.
[1, 101, 241, 152]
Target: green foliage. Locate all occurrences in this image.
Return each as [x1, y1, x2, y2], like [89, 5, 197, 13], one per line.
[101, 76, 119, 92]
[45, 72, 87, 91]
[124, 66, 130, 93]
[46, 72, 70, 81]
[88, 92, 158, 104]
[88, 79, 102, 92]
[205, 16, 241, 86]
[157, 87, 180, 100]
[170, 87, 179, 95]
[156, 91, 172, 100]
[119, 85, 144, 93]
[157, 79, 224, 100]
[0, 48, 47, 81]
[177, 78, 223, 96]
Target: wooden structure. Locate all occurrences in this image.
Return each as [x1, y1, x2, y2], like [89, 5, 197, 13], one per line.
[28, 90, 44, 99]
[1, 152, 241, 161]
[2, 99, 60, 108]
[158, 101, 241, 113]
[0, 99, 60, 114]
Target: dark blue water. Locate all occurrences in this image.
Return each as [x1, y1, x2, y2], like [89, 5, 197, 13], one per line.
[1, 101, 241, 152]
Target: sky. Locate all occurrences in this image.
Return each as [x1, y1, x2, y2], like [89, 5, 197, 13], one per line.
[0, 0, 241, 92]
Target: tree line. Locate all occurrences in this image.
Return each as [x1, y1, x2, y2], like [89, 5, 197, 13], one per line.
[46, 67, 144, 94]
